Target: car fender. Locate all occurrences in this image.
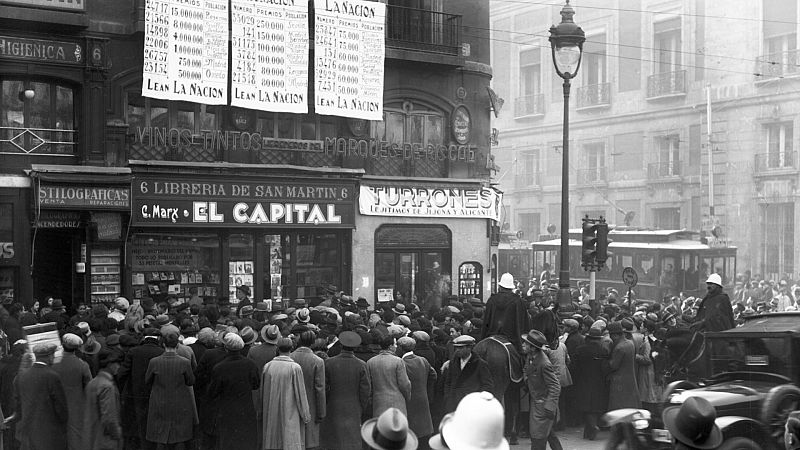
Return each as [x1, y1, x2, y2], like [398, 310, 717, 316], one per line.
[716, 416, 771, 445]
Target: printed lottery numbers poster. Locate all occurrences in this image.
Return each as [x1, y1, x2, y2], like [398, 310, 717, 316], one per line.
[314, 0, 385, 121]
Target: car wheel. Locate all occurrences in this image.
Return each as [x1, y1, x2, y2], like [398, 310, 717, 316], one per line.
[662, 380, 698, 403]
[761, 384, 800, 445]
[717, 437, 762, 450]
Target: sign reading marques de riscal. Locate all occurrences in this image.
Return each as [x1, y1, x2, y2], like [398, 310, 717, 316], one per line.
[132, 177, 355, 227]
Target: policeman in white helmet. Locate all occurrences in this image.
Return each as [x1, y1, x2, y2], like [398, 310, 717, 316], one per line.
[691, 273, 735, 332]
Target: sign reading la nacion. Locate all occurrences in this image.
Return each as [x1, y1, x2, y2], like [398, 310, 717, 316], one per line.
[132, 177, 356, 227]
[359, 184, 502, 221]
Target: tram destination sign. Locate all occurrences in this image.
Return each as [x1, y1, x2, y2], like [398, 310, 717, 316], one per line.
[132, 177, 356, 228]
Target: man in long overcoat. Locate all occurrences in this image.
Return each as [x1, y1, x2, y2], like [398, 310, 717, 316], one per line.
[398, 336, 436, 444]
[11, 343, 68, 450]
[521, 330, 561, 450]
[209, 333, 260, 450]
[442, 335, 493, 412]
[262, 338, 310, 450]
[145, 332, 197, 448]
[194, 332, 228, 450]
[572, 326, 609, 440]
[52, 333, 92, 450]
[290, 331, 326, 449]
[366, 334, 411, 416]
[116, 329, 163, 450]
[83, 351, 123, 450]
[605, 321, 640, 411]
[320, 331, 371, 450]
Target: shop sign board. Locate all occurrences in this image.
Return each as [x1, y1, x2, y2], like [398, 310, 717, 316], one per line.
[0, 36, 84, 65]
[34, 211, 81, 228]
[38, 184, 130, 210]
[359, 184, 502, 221]
[132, 177, 356, 227]
[0, 243, 14, 260]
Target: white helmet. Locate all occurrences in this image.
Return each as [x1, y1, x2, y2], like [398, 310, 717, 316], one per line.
[429, 391, 508, 450]
[706, 273, 723, 286]
[498, 273, 515, 290]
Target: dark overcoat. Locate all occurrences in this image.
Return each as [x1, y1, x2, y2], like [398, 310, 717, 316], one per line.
[606, 338, 640, 410]
[14, 363, 69, 450]
[402, 353, 436, 437]
[572, 337, 609, 413]
[116, 338, 163, 441]
[481, 290, 529, 351]
[443, 352, 494, 412]
[524, 350, 560, 439]
[320, 350, 371, 450]
[194, 346, 227, 433]
[209, 353, 260, 450]
[145, 350, 197, 444]
[52, 352, 92, 450]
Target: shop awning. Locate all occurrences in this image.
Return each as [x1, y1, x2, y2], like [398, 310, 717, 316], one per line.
[28, 165, 131, 211]
[28, 164, 131, 184]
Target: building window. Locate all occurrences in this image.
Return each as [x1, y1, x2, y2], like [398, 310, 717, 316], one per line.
[761, 0, 797, 77]
[761, 203, 794, 280]
[519, 48, 541, 97]
[766, 122, 793, 168]
[656, 134, 681, 176]
[580, 142, 606, 183]
[516, 149, 540, 188]
[578, 33, 609, 107]
[653, 207, 680, 229]
[654, 18, 681, 74]
[517, 212, 540, 241]
[126, 93, 217, 133]
[371, 106, 446, 177]
[1, 79, 77, 154]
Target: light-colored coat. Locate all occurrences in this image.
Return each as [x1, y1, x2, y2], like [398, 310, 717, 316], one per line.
[367, 350, 412, 416]
[320, 351, 371, 450]
[52, 352, 92, 450]
[262, 355, 311, 450]
[290, 347, 326, 448]
[402, 353, 436, 437]
[83, 371, 122, 450]
[145, 350, 197, 444]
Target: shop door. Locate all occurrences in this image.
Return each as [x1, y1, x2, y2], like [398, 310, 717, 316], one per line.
[33, 229, 81, 307]
[376, 250, 444, 311]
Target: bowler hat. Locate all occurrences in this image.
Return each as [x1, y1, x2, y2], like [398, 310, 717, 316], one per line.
[662, 397, 722, 449]
[361, 408, 417, 450]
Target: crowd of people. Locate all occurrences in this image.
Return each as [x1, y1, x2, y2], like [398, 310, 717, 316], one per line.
[0, 268, 767, 450]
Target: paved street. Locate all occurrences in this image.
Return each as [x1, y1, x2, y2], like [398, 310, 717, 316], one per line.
[509, 426, 609, 450]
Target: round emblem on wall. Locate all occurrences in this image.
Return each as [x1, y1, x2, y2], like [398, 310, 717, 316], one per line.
[229, 108, 253, 131]
[456, 87, 467, 100]
[451, 105, 471, 145]
[347, 118, 369, 137]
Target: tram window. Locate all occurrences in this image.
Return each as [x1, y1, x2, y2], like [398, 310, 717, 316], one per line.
[725, 257, 736, 284]
[639, 255, 655, 281]
[682, 255, 699, 291]
[701, 258, 712, 281]
[659, 256, 678, 298]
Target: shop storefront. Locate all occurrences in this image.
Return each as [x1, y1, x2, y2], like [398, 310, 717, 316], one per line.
[353, 179, 502, 313]
[129, 163, 358, 306]
[29, 165, 131, 307]
[0, 176, 31, 304]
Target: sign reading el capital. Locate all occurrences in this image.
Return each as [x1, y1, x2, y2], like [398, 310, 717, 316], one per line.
[359, 185, 502, 221]
[132, 178, 355, 228]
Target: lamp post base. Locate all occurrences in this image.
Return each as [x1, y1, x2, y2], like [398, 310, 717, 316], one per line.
[556, 287, 572, 307]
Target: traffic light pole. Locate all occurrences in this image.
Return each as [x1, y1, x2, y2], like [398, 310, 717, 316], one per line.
[589, 270, 596, 301]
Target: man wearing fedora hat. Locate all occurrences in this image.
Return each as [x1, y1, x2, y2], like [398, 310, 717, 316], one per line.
[361, 407, 417, 450]
[521, 330, 562, 450]
[481, 273, 529, 352]
[661, 396, 722, 450]
[116, 328, 164, 450]
[52, 333, 92, 450]
[571, 325, 609, 440]
[606, 321, 640, 411]
[321, 331, 372, 450]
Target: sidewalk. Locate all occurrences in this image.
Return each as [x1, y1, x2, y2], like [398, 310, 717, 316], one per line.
[509, 426, 609, 450]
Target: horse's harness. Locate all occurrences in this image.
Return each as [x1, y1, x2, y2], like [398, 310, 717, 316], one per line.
[488, 335, 524, 383]
[665, 330, 706, 380]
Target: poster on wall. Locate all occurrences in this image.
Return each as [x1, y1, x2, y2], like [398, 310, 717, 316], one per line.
[142, 0, 228, 104]
[314, 0, 385, 120]
[230, 0, 309, 113]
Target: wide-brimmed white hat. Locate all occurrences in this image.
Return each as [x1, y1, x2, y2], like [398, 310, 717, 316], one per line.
[498, 273, 515, 290]
[429, 391, 508, 450]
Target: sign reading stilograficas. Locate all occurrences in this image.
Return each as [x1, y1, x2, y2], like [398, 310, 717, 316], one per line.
[230, 0, 309, 113]
[142, 0, 228, 104]
[314, 0, 385, 121]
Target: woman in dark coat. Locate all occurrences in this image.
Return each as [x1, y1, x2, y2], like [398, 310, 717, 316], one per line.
[209, 333, 260, 450]
[572, 326, 610, 440]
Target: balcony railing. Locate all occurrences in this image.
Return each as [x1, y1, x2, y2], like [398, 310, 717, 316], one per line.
[576, 82, 611, 108]
[755, 49, 800, 80]
[648, 161, 682, 178]
[0, 126, 76, 155]
[577, 167, 607, 185]
[647, 70, 687, 98]
[386, 5, 461, 56]
[514, 94, 545, 117]
[754, 151, 797, 172]
[515, 172, 542, 189]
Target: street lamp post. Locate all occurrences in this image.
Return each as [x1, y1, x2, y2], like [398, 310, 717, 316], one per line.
[549, 0, 585, 306]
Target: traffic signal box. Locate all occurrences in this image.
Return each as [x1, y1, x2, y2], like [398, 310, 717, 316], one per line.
[596, 221, 611, 265]
[581, 217, 598, 270]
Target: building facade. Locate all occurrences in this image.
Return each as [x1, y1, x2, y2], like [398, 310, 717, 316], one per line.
[491, 0, 800, 281]
[0, 0, 497, 308]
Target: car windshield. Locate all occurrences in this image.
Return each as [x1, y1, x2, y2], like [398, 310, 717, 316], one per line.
[707, 336, 790, 377]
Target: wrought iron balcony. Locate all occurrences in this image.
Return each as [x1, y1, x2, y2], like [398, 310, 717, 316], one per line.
[648, 161, 682, 178]
[576, 82, 611, 108]
[515, 171, 542, 189]
[754, 151, 797, 172]
[0, 126, 76, 156]
[755, 49, 800, 80]
[577, 167, 607, 185]
[386, 5, 461, 56]
[646, 70, 686, 98]
[514, 94, 545, 118]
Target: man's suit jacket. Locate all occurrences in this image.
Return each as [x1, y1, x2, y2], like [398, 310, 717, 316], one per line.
[443, 351, 493, 412]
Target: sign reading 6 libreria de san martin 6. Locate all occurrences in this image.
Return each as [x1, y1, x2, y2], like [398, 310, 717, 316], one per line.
[132, 178, 355, 227]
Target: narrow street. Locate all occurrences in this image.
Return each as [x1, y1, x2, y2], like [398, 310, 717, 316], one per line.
[510, 427, 609, 450]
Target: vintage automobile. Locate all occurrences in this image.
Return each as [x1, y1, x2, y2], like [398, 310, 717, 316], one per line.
[606, 312, 800, 450]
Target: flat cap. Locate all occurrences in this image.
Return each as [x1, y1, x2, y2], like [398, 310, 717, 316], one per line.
[452, 335, 476, 347]
[33, 343, 57, 357]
